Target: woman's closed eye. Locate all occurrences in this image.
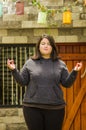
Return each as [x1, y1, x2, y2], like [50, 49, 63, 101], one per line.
[40, 42, 51, 46]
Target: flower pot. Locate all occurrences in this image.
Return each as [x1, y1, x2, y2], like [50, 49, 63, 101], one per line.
[37, 11, 47, 24]
[16, 1, 24, 15]
[84, 0, 86, 6]
[0, 2, 3, 17]
[63, 10, 72, 24]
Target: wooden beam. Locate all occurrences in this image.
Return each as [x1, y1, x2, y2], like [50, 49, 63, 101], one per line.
[62, 81, 86, 130]
[60, 54, 86, 60]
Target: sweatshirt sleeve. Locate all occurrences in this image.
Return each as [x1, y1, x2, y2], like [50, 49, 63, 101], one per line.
[60, 65, 78, 88]
[11, 62, 30, 87]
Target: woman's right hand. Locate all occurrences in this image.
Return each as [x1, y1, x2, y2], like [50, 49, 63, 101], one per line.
[7, 59, 16, 70]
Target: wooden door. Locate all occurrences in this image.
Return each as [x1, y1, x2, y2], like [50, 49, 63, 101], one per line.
[57, 43, 86, 130]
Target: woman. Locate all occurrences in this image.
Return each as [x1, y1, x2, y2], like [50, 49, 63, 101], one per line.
[7, 34, 82, 130]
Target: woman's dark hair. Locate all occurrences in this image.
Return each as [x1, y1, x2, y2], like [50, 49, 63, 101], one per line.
[32, 34, 59, 61]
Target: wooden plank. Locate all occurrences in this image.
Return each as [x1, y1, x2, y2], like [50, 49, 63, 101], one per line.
[59, 45, 66, 53]
[62, 60, 67, 122]
[80, 46, 86, 53]
[73, 61, 81, 130]
[81, 115, 86, 130]
[66, 61, 74, 130]
[66, 45, 73, 53]
[60, 46, 67, 122]
[81, 61, 86, 130]
[62, 80, 86, 130]
[60, 54, 86, 60]
[81, 102, 86, 130]
[74, 109, 81, 130]
[73, 45, 80, 53]
[56, 43, 86, 46]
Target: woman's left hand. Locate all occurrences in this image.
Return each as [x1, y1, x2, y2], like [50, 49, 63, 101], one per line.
[74, 62, 82, 71]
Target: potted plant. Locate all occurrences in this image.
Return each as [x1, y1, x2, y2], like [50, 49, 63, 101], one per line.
[15, 0, 24, 15]
[62, 1, 79, 24]
[84, 0, 86, 6]
[32, 0, 79, 25]
[0, 2, 3, 17]
[62, 7, 72, 24]
[32, 0, 48, 23]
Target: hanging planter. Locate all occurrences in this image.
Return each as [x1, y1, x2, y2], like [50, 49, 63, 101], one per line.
[63, 10, 72, 24]
[32, 0, 78, 25]
[32, 0, 48, 24]
[16, 1, 24, 15]
[0, 2, 3, 17]
[84, 0, 86, 6]
[37, 11, 47, 24]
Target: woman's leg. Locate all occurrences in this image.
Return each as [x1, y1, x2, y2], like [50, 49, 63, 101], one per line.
[23, 106, 44, 130]
[44, 108, 65, 130]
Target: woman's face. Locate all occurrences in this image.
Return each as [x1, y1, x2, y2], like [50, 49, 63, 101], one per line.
[39, 38, 52, 58]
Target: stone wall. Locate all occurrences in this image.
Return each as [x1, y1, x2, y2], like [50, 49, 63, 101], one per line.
[0, 0, 86, 44]
[0, 5, 86, 44]
[0, 21, 86, 44]
[0, 0, 86, 130]
[0, 108, 27, 130]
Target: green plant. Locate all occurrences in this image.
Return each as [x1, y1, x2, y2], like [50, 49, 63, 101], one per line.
[32, 0, 56, 14]
[62, 1, 79, 12]
[32, 0, 79, 13]
[32, 0, 57, 25]
[31, 0, 80, 25]
[32, 0, 47, 12]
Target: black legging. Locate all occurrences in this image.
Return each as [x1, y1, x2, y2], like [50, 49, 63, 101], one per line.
[23, 106, 65, 130]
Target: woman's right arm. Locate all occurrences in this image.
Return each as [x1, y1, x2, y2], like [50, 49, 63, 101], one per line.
[7, 59, 30, 87]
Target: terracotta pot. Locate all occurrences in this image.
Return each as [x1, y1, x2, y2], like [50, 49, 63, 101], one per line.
[16, 1, 24, 15]
[63, 10, 72, 24]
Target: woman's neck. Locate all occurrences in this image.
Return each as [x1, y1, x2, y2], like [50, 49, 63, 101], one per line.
[41, 55, 51, 59]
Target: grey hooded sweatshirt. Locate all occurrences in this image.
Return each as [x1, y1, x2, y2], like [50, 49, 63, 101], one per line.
[12, 58, 77, 106]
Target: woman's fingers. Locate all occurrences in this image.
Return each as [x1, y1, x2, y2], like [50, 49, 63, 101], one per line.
[7, 59, 15, 70]
[74, 62, 82, 71]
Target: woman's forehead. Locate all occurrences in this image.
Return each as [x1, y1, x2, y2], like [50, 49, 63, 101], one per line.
[41, 38, 49, 42]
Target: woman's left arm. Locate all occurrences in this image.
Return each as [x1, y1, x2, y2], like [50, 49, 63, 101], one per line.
[61, 62, 82, 87]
